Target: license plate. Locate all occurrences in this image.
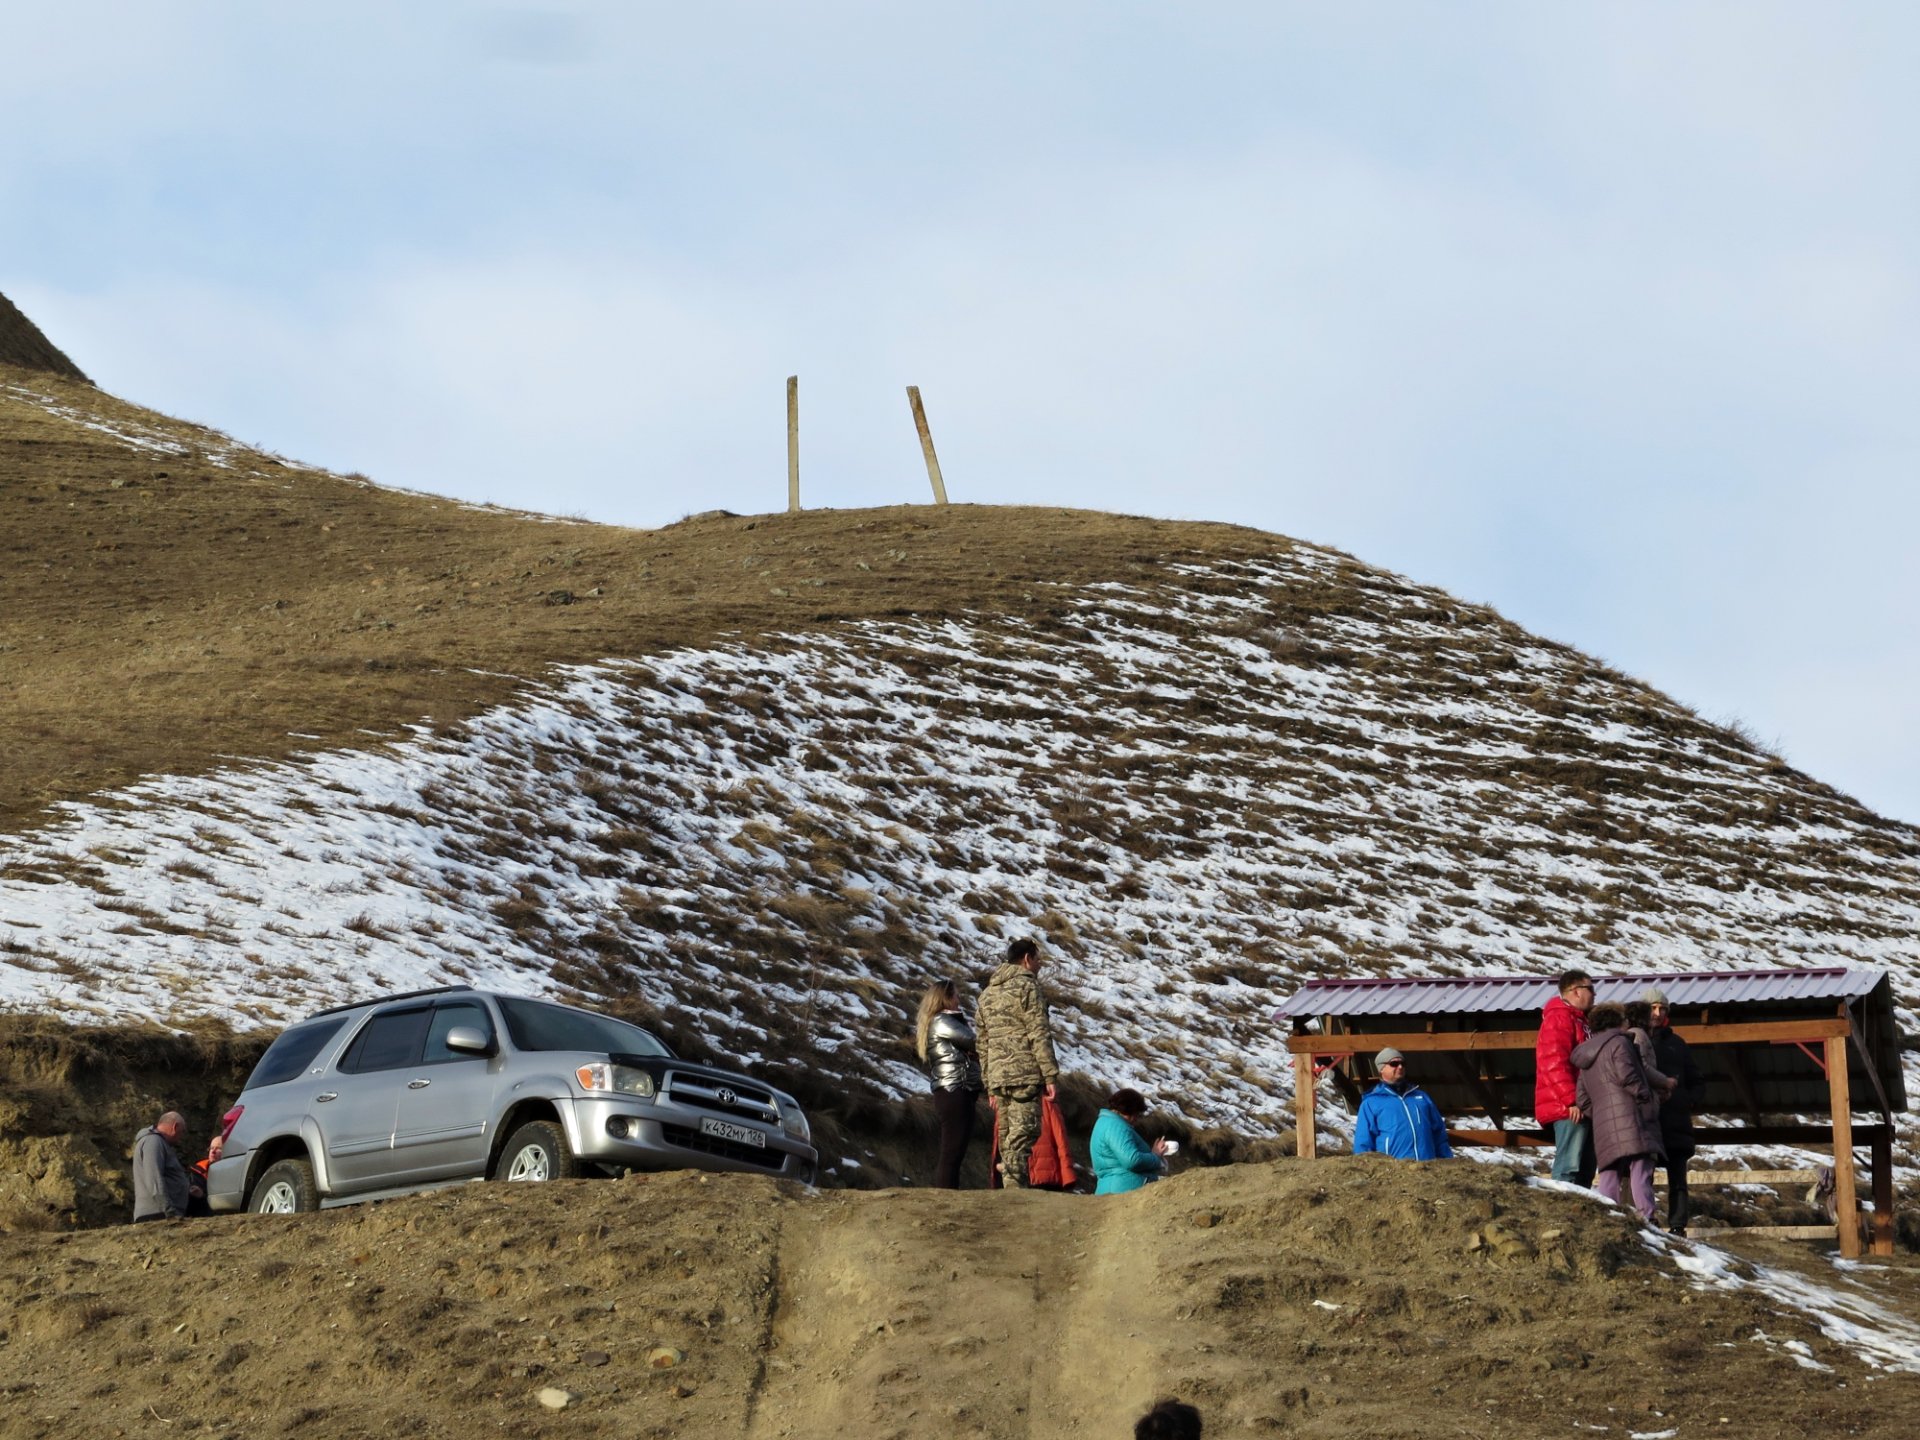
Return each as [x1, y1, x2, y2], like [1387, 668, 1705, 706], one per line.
[699, 1116, 766, 1148]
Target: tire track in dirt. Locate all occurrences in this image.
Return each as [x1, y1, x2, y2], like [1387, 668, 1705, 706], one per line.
[745, 1187, 1170, 1440]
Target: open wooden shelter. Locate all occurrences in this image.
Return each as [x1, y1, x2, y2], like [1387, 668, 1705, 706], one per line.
[1274, 966, 1909, 1257]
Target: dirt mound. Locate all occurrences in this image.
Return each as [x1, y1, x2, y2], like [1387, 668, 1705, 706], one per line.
[0, 293, 87, 382]
[1, 1160, 1915, 1439]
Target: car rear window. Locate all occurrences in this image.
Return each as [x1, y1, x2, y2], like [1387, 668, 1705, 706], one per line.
[496, 998, 671, 1057]
[243, 1017, 347, 1090]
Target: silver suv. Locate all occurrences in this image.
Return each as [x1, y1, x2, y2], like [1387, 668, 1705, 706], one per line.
[205, 986, 817, 1212]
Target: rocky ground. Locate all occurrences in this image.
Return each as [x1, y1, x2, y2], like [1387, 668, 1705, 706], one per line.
[2, 1160, 1918, 1440]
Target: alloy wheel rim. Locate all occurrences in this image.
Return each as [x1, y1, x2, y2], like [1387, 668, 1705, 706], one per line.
[507, 1146, 549, 1182]
[260, 1181, 298, 1213]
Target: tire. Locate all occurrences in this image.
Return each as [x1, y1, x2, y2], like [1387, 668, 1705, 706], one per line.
[492, 1120, 579, 1184]
[248, 1157, 319, 1215]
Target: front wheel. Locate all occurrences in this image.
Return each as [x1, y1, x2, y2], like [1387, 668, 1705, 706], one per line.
[492, 1120, 579, 1183]
[249, 1157, 319, 1214]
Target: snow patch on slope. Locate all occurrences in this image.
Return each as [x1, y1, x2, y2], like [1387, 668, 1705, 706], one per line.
[3, 553, 1918, 1143]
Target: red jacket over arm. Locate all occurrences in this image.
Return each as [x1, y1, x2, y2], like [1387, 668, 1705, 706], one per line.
[1534, 995, 1589, 1124]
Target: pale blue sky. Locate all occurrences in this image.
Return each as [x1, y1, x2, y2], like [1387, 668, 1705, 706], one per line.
[8, 5, 1920, 821]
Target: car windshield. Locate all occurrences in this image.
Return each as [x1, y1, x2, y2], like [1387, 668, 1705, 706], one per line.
[496, 998, 671, 1058]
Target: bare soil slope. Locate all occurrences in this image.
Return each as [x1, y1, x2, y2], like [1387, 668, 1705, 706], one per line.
[0, 362, 1273, 830]
[2, 1162, 1917, 1440]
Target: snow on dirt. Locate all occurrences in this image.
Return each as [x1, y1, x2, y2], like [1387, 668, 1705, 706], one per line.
[3, 552, 1918, 1159]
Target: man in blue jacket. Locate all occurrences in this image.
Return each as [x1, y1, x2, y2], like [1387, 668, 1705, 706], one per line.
[1352, 1048, 1453, 1161]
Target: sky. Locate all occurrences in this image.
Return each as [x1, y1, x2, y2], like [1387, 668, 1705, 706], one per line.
[6, 4, 1920, 821]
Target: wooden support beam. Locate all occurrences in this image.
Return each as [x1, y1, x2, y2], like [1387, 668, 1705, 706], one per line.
[1846, 1006, 1897, 1125]
[1446, 1051, 1508, 1128]
[1827, 1032, 1861, 1260]
[1723, 1045, 1766, 1128]
[1285, 1016, 1849, 1057]
[1293, 1051, 1318, 1158]
[1687, 1224, 1841, 1241]
[1870, 1129, 1896, 1258]
[1673, 1017, 1852, 1045]
[1447, 1129, 1552, 1149]
[1325, 1063, 1363, 1112]
[1655, 1168, 1819, 1187]
[1691, 1123, 1890, 1146]
[1288, 1030, 1547, 1056]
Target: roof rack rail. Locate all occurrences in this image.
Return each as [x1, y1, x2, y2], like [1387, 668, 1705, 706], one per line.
[307, 984, 478, 1019]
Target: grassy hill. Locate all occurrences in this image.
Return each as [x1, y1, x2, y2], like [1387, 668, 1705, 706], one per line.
[6, 300, 1920, 1436]
[0, 358, 1272, 831]
[7, 339, 1920, 1189]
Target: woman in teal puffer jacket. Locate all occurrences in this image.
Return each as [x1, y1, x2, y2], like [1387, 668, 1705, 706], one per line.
[1092, 1088, 1171, 1194]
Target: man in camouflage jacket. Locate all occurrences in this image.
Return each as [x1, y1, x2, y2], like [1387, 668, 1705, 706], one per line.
[974, 937, 1060, 1190]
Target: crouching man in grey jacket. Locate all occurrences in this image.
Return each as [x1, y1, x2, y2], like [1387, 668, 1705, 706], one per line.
[131, 1111, 198, 1222]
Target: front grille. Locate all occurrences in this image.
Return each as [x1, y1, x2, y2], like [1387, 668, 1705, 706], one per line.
[660, 1123, 785, 1171]
[663, 1072, 779, 1124]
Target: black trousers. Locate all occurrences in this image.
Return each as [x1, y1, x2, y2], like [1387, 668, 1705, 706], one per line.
[931, 1087, 978, 1189]
[1665, 1150, 1695, 1232]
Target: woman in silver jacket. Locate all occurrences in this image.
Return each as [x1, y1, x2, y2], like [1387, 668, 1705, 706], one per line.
[915, 979, 983, 1188]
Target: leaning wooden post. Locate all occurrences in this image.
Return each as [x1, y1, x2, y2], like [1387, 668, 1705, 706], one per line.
[1870, 1129, 1896, 1257]
[786, 375, 800, 513]
[1826, 1032, 1861, 1258]
[1293, 1050, 1318, 1159]
[906, 386, 950, 505]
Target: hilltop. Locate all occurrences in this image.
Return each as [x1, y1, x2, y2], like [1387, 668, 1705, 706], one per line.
[0, 359, 1274, 832]
[0, 291, 87, 382]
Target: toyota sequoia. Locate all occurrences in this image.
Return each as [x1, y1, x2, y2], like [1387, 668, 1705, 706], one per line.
[206, 987, 817, 1212]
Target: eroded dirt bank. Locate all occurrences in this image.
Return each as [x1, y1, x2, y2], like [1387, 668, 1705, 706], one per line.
[0, 1019, 259, 1232]
[2, 1161, 1917, 1440]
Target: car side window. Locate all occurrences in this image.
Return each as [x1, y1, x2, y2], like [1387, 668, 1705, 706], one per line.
[423, 1002, 494, 1064]
[337, 1008, 432, 1074]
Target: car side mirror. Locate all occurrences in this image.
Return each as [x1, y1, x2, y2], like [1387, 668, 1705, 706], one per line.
[444, 1026, 494, 1056]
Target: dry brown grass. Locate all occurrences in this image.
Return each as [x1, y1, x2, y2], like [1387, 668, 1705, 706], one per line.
[0, 362, 1282, 832]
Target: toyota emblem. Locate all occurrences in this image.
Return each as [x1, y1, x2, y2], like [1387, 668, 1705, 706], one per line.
[717, 1087, 737, 1106]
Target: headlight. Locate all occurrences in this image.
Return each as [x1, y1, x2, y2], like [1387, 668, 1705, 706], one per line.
[576, 1063, 656, 1098]
[779, 1099, 810, 1142]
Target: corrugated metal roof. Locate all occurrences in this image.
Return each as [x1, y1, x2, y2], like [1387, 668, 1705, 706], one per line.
[1272, 967, 1883, 1020]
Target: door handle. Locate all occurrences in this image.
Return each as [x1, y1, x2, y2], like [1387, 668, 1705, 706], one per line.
[315, 1092, 338, 1103]
[407, 1079, 431, 1090]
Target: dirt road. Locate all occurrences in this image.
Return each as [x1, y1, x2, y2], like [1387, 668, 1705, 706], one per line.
[2, 1161, 1916, 1439]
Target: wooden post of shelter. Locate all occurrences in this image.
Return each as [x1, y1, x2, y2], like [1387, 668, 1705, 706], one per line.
[906, 386, 950, 505]
[1293, 1049, 1318, 1159]
[786, 376, 800, 513]
[1826, 1031, 1861, 1259]
[1870, 1129, 1896, 1257]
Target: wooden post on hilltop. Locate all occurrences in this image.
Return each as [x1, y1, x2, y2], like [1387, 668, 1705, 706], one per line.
[906, 386, 949, 505]
[786, 375, 800, 513]
[1826, 1030, 1861, 1258]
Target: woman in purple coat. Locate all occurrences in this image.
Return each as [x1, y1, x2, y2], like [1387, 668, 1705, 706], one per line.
[1570, 1003, 1665, 1219]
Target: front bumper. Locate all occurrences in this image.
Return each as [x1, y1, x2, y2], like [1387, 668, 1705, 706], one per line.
[570, 1095, 817, 1181]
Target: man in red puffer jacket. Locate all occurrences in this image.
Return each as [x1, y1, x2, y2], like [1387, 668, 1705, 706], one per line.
[1535, 969, 1597, 1186]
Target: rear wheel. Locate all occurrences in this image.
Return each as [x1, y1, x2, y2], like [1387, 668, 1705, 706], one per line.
[249, 1157, 319, 1214]
[493, 1120, 579, 1183]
